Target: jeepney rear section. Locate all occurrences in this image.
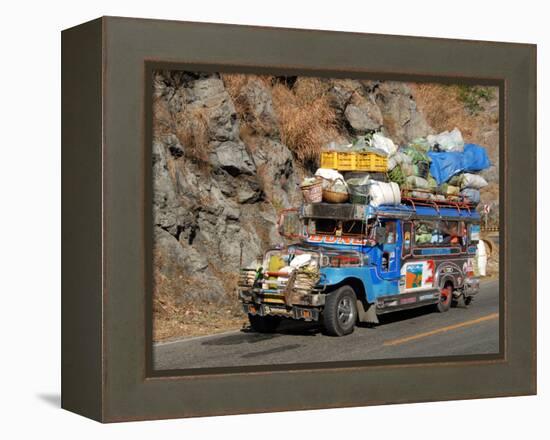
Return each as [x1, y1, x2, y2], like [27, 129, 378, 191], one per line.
[238, 246, 364, 322]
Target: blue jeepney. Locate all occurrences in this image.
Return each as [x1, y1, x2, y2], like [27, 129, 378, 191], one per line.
[238, 200, 481, 336]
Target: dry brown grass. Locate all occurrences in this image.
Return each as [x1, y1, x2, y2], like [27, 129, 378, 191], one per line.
[222, 73, 272, 100]
[221, 73, 275, 136]
[152, 263, 246, 341]
[410, 83, 498, 148]
[152, 246, 246, 341]
[222, 74, 343, 166]
[485, 240, 499, 277]
[174, 106, 210, 163]
[271, 78, 342, 165]
[152, 96, 173, 139]
[153, 288, 246, 341]
[221, 73, 249, 115]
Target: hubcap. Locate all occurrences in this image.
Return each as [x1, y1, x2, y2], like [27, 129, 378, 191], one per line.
[337, 296, 353, 325]
[441, 286, 451, 304]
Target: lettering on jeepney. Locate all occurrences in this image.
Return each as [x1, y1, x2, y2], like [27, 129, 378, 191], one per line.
[306, 235, 367, 246]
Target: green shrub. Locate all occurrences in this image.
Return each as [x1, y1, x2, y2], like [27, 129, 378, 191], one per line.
[456, 85, 495, 115]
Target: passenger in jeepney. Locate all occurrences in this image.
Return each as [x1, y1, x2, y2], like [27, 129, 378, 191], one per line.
[385, 221, 396, 244]
[441, 222, 460, 245]
[335, 220, 343, 237]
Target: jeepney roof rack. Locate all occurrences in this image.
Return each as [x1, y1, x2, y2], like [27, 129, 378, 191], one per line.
[400, 189, 475, 215]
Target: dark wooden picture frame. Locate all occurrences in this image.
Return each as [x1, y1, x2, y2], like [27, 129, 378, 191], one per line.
[62, 16, 536, 422]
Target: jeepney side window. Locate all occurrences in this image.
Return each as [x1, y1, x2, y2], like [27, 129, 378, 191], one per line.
[382, 220, 396, 244]
[414, 221, 440, 246]
[342, 220, 365, 236]
[402, 221, 412, 255]
[310, 219, 338, 235]
[459, 221, 468, 247]
[440, 220, 460, 245]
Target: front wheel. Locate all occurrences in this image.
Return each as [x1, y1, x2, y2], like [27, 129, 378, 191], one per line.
[248, 314, 281, 333]
[434, 282, 453, 313]
[323, 286, 357, 336]
[453, 293, 473, 308]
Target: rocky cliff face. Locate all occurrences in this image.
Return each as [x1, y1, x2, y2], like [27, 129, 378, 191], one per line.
[152, 71, 498, 305]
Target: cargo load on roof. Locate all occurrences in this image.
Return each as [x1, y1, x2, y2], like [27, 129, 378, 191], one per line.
[300, 128, 491, 210]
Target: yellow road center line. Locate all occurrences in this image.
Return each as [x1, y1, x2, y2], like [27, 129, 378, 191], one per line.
[383, 313, 499, 347]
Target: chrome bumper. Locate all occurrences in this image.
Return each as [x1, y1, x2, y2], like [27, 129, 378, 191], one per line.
[239, 289, 325, 322]
[242, 302, 321, 322]
[238, 289, 326, 307]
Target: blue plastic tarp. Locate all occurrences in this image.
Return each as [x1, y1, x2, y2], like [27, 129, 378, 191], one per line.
[462, 143, 491, 172]
[428, 143, 490, 185]
[427, 151, 463, 185]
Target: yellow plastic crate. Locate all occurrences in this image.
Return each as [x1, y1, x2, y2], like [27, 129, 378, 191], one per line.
[320, 151, 387, 172]
[356, 152, 388, 171]
[320, 151, 339, 169]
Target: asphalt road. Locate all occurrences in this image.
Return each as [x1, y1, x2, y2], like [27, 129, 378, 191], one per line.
[153, 279, 499, 370]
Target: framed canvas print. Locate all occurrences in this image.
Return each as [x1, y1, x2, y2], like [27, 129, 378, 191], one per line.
[61, 16, 536, 422]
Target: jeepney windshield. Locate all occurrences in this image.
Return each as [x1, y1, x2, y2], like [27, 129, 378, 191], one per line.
[307, 218, 369, 237]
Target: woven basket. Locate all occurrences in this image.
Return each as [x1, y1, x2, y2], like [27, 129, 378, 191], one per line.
[300, 178, 323, 203]
[322, 177, 349, 203]
[323, 190, 349, 203]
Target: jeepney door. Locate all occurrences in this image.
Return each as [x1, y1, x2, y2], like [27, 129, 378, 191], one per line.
[402, 220, 413, 259]
[379, 219, 401, 279]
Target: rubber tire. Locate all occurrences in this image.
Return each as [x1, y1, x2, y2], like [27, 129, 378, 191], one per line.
[323, 286, 358, 336]
[453, 294, 472, 308]
[452, 294, 465, 308]
[248, 314, 281, 333]
[435, 282, 453, 313]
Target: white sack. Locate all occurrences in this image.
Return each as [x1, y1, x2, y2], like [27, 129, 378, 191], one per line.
[394, 151, 413, 165]
[290, 254, 312, 268]
[427, 127, 464, 152]
[315, 168, 344, 181]
[461, 173, 488, 189]
[372, 133, 397, 156]
[315, 168, 345, 189]
[387, 156, 398, 171]
[406, 175, 430, 189]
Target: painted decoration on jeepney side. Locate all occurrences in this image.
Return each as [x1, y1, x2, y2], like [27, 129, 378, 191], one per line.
[402, 260, 435, 291]
[406, 264, 423, 288]
[306, 235, 368, 246]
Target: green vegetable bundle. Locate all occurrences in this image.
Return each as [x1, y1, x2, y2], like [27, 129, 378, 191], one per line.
[387, 165, 405, 186]
[401, 146, 431, 164]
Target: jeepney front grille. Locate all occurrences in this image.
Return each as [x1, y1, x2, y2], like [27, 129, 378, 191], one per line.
[259, 292, 286, 304]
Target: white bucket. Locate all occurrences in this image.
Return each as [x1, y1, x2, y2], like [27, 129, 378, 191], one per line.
[369, 181, 401, 207]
